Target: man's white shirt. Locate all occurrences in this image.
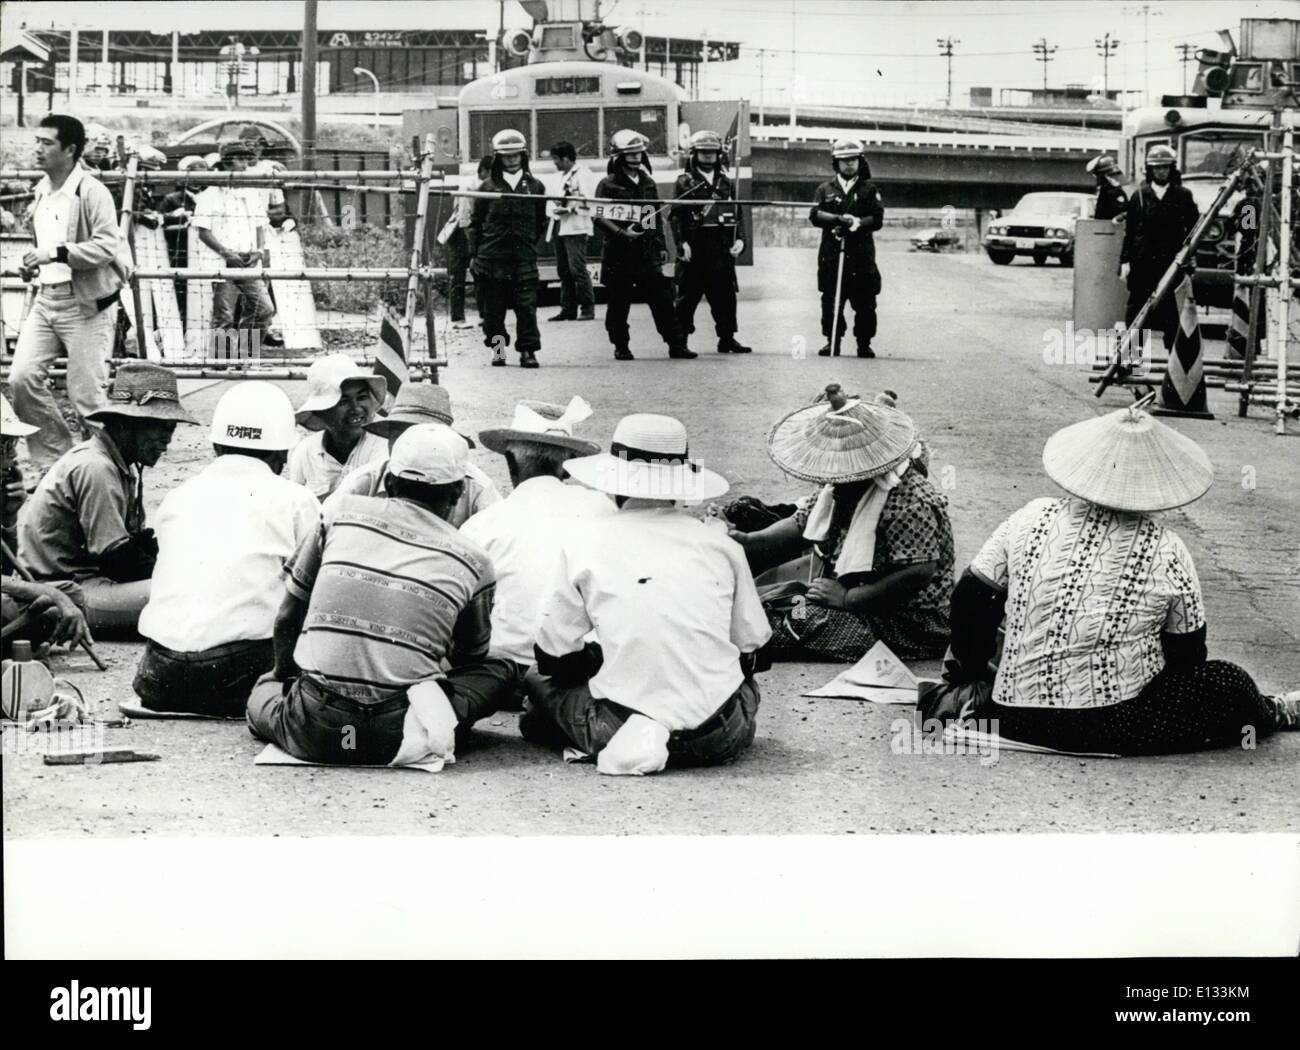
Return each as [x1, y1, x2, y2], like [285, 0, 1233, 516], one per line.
[139, 455, 321, 651]
[287, 430, 388, 501]
[32, 165, 86, 285]
[461, 475, 614, 664]
[535, 500, 772, 731]
[548, 165, 598, 236]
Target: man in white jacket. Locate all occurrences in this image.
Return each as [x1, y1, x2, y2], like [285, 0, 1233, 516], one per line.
[546, 141, 597, 322]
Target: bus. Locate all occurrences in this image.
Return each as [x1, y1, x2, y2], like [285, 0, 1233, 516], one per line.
[407, 60, 753, 288]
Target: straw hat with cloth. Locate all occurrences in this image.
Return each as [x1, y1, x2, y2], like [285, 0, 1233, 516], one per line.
[85, 361, 199, 426]
[366, 383, 476, 448]
[479, 396, 600, 457]
[564, 414, 728, 502]
[767, 383, 923, 577]
[1042, 398, 1214, 513]
[294, 354, 387, 431]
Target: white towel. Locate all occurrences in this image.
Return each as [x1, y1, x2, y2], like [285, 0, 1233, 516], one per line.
[388, 679, 458, 770]
[596, 714, 670, 776]
[801, 444, 922, 578]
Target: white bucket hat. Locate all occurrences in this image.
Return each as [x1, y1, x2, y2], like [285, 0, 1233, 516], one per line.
[1042, 404, 1214, 513]
[479, 396, 600, 456]
[564, 414, 729, 502]
[294, 354, 387, 431]
[2, 394, 37, 437]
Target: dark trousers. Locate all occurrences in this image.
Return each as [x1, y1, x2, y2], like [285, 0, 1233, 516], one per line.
[602, 266, 683, 351]
[476, 272, 541, 355]
[245, 657, 519, 765]
[133, 637, 274, 717]
[979, 661, 1282, 757]
[676, 261, 737, 339]
[520, 673, 761, 768]
[820, 267, 880, 351]
[1124, 274, 1180, 352]
[445, 228, 471, 321]
[555, 234, 595, 315]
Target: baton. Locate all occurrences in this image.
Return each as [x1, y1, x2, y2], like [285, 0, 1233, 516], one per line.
[829, 233, 847, 357]
[0, 538, 107, 671]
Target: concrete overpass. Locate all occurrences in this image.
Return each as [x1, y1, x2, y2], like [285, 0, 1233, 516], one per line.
[751, 126, 1118, 210]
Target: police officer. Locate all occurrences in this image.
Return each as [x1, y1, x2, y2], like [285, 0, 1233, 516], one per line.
[1120, 144, 1200, 346]
[809, 138, 884, 358]
[80, 124, 114, 174]
[470, 129, 547, 369]
[594, 129, 693, 361]
[671, 129, 751, 354]
[1086, 154, 1128, 222]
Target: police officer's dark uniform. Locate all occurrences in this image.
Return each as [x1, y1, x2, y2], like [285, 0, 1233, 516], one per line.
[594, 129, 692, 361]
[670, 130, 750, 354]
[1121, 145, 1200, 346]
[1086, 154, 1129, 222]
[470, 130, 547, 369]
[809, 138, 884, 357]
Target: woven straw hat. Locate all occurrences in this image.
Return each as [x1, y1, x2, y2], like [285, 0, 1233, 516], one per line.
[565, 414, 729, 502]
[767, 384, 918, 484]
[479, 396, 600, 456]
[85, 361, 199, 425]
[365, 383, 474, 447]
[1042, 403, 1214, 512]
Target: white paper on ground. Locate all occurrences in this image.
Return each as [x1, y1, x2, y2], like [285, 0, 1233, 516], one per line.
[942, 724, 1120, 759]
[562, 747, 594, 764]
[389, 680, 458, 769]
[801, 640, 921, 704]
[254, 742, 445, 772]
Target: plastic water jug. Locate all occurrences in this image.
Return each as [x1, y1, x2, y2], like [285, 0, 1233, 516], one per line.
[1, 640, 56, 720]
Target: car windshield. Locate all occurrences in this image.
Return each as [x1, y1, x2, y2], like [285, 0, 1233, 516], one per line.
[1014, 195, 1084, 216]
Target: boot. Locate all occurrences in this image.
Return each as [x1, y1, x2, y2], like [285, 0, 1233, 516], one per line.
[577, 307, 596, 321]
[818, 342, 832, 357]
[668, 344, 698, 360]
[548, 311, 575, 322]
[519, 350, 540, 369]
[491, 344, 508, 367]
[614, 346, 635, 361]
[857, 344, 876, 358]
[718, 337, 752, 354]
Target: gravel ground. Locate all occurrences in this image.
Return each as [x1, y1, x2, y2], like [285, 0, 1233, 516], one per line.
[4, 242, 1297, 837]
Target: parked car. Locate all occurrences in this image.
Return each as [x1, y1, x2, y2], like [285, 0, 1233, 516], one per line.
[910, 226, 962, 252]
[161, 118, 301, 167]
[983, 192, 1094, 267]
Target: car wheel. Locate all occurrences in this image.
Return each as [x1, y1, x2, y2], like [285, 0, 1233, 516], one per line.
[1032, 253, 1047, 266]
[986, 249, 1014, 265]
[1060, 250, 1074, 268]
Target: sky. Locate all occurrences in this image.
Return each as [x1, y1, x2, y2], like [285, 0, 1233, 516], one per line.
[4, 0, 1294, 108]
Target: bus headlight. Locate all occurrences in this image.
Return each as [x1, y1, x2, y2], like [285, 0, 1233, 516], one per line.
[1203, 219, 1225, 243]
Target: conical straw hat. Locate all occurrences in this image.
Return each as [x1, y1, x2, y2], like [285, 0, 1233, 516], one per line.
[1042, 404, 1214, 512]
[767, 384, 918, 484]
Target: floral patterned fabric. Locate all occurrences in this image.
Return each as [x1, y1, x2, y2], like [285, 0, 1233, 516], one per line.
[970, 497, 1206, 709]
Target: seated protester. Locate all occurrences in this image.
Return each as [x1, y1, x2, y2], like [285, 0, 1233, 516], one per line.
[132, 384, 321, 717]
[286, 354, 388, 501]
[2, 395, 90, 658]
[247, 425, 519, 766]
[324, 383, 500, 527]
[525, 414, 772, 774]
[946, 404, 1299, 756]
[18, 361, 197, 635]
[461, 397, 612, 671]
[731, 384, 953, 661]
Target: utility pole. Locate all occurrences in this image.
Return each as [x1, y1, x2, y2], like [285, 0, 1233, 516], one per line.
[758, 48, 765, 125]
[936, 37, 958, 108]
[302, 1, 317, 178]
[1142, 3, 1149, 106]
[497, 0, 506, 72]
[1095, 32, 1119, 99]
[1032, 38, 1057, 97]
[1175, 42, 1196, 94]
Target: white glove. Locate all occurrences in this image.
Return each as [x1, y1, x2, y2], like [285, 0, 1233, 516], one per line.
[680, 242, 692, 262]
[729, 239, 745, 257]
[848, 216, 862, 233]
[282, 218, 297, 232]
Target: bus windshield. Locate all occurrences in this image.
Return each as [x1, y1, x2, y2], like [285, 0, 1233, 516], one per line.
[1181, 132, 1264, 177]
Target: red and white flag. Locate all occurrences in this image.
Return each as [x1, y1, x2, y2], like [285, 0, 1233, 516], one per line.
[374, 306, 409, 403]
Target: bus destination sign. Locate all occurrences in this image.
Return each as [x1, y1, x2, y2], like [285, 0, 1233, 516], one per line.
[534, 76, 602, 97]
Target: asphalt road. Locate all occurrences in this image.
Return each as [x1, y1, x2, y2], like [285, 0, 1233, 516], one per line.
[4, 241, 1298, 837]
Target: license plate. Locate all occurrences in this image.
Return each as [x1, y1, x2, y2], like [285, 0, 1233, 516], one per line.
[1015, 238, 1035, 249]
[588, 202, 657, 229]
[587, 263, 601, 280]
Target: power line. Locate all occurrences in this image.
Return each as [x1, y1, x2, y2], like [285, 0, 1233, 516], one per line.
[1032, 38, 1058, 93]
[1174, 42, 1197, 94]
[1095, 32, 1120, 97]
[936, 37, 959, 108]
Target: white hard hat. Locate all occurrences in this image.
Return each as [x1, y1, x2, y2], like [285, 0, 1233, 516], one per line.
[610, 128, 649, 155]
[492, 128, 528, 154]
[136, 146, 168, 169]
[203, 152, 221, 169]
[210, 381, 297, 451]
[831, 138, 865, 159]
[85, 124, 112, 150]
[178, 154, 208, 172]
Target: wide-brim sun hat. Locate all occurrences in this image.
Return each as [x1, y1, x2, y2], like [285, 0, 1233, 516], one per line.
[364, 382, 475, 447]
[564, 413, 729, 502]
[294, 354, 387, 431]
[2, 393, 38, 437]
[84, 361, 199, 425]
[767, 383, 918, 484]
[479, 396, 600, 456]
[1042, 403, 1214, 513]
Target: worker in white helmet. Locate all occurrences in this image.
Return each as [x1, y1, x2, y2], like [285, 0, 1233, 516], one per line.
[470, 128, 548, 368]
[81, 124, 114, 173]
[809, 138, 885, 358]
[133, 382, 321, 717]
[594, 129, 692, 361]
